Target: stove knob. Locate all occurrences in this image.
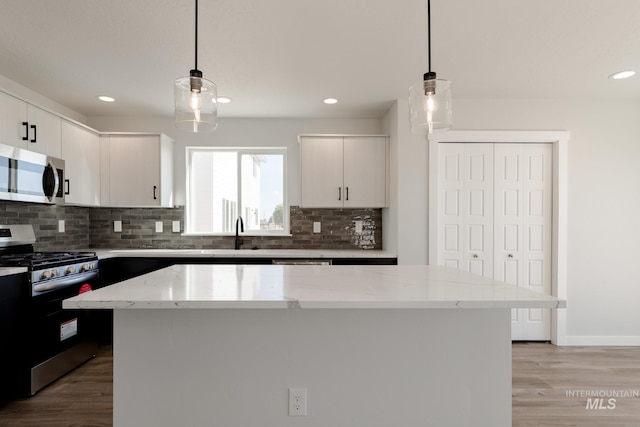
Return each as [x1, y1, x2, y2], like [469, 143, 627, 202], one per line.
[40, 270, 52, 280]
[52, 269, 59, 277]
[80, 263, 89, 272]
[65, 266, 76, 275]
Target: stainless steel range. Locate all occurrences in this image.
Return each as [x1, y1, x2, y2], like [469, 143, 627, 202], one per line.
[0, 225, 99, 396]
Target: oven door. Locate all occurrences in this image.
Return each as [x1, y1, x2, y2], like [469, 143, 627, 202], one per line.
[0, 143, 65, 204]
[20, 280, 98, 395]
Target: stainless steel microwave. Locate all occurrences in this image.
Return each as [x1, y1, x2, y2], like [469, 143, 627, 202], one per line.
[0, 143, 65, 204]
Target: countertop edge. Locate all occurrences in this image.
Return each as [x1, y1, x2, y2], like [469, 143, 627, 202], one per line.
[0, 266, 28, 277]
[92, 249, 397, 260]
[63, 299, 564, 310]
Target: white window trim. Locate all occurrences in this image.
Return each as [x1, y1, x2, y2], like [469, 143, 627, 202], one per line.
[185, 146, 289, 236]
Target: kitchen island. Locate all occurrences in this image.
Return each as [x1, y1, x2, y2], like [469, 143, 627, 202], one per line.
[64, 264, 565, 427]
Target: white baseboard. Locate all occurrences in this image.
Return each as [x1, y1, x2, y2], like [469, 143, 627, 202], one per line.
[564, 336, 640, 346]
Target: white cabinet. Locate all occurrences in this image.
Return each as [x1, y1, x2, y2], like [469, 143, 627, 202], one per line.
[299, 135, 388, 208]
[60, 120, 101, 206]
[100, 133, 174, 207]
[0, 91, 27, 148]
[0, 91, 61, 157]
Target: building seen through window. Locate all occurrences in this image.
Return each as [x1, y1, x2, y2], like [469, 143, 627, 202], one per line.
[186, 148, 287, 234]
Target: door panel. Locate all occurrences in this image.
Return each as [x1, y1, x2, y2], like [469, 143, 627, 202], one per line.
[438, 143, 493, 277]
[494, 143, 552, 340]
[463, 144, 493, 279]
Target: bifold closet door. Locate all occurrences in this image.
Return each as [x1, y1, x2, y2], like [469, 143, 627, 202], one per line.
[438, 143, 494, 278]
[494, 144, 552, 340]
[438, 142, 553, 341]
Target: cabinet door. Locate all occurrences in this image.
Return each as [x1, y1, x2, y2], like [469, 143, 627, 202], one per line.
[0, 91, 28, 149]
[343, 136, 387, 208]
[26, 104, 61, 157]
[299, 136, 344, 208]
[61, 120, 100, 206]
[108, 135, 161, 206]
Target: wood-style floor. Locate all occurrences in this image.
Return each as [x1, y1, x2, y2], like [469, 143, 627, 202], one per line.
[1, 343, 639, 426]
[513, 342, 640, 427]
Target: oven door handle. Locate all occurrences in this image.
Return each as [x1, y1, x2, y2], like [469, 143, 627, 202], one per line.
[32, 271, 99, 294]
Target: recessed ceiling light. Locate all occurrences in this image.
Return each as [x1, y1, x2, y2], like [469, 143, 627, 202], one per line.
[323, 98, 338, 104]
[609, 70, 636, 80]
[216, 96, 232, 104]
[97, 95, 115, 102]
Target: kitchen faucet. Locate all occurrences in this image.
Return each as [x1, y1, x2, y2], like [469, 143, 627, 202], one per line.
[234, 216, 244, 250]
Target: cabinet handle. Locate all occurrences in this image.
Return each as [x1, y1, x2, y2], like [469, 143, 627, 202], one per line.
[30, 124, 37, 143]
[346, 187, 349, 201]
[22, 122, 28, 141]
[507, 254, 514, 258]
[338, 187, 341, 201]
[153, 185, 157, 200]
[64, 179, 70, 195]
[472, 254, 479, 259]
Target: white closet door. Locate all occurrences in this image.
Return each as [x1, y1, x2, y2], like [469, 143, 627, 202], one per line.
[438, 143, 493, 278]
[464, 144, 494, 277]
[494, 144, 552, 340]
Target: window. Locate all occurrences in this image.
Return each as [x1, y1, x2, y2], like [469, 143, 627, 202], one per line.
[186, 147, 287, 234]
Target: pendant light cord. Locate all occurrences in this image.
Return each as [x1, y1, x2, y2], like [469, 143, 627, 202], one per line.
[194, 0, 198, 70]
[427, 0, 431, 73]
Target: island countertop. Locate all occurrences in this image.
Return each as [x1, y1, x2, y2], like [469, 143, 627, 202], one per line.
[91, 248, 397, 260]
[63, 264, 565, 310]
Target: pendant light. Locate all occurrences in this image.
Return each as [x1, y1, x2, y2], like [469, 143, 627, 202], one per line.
[409, 0, 452, 134]
[175, 0, 217, 132]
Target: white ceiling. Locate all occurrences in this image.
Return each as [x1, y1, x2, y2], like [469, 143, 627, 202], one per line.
[1, 0, 639, 120]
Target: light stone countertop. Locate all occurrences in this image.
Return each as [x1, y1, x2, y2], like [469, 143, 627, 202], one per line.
[93, 248, 396, 259]
[0, 266, 28, 278]
[63, 264, 566, 310]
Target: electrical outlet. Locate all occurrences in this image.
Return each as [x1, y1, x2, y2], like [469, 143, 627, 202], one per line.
[114, 220, 122, 233]
[355, 220, 363, 234]
[288, 388, 307, 416]
[172, 221, 181, 233]
[58, 219, 65, 233]
[155, 221, 163, 233]
[313, 222, 321, 233]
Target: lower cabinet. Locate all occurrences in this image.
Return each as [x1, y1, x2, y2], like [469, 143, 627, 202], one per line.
[99, 256, 398, 286]
[0, 274, 27, 402]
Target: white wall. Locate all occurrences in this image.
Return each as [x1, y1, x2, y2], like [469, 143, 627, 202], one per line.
[381, 101, 429, 265]
[87, 116, 382, 207]
[392, 97, 640, 344]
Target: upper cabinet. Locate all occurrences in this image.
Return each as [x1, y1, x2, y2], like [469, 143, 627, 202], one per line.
[61, 120, 101, 206]
[299, 135, 388, 208]
[0, 91, 61, 157]
[100, 133, 174, 207]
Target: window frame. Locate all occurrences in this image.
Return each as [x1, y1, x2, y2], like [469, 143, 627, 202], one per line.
[184, 146, 289, 236]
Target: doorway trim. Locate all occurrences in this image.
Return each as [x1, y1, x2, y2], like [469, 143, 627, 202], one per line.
[428, 130, 569, 345]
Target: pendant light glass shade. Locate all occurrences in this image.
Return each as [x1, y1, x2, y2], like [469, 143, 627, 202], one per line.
[174, 0, 217, 132]
[409, 0, 452, 134]
[175, 71, 218, 132]
[409, 76, 452, 134]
